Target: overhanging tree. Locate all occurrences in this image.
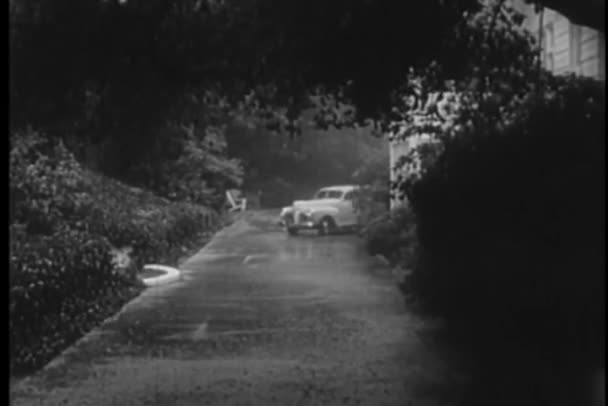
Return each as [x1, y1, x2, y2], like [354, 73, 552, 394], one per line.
[10, 0, 483, 131]
[10, 0, 603, 136]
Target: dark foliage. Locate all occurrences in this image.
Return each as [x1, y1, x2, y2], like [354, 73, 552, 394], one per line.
[403, 75, 604, 404]
[360, 3, 606, 403]
[10, 0, 482, 132]
[10, 229, 136, 374]
[363, 208, 417, 266]
[10, 130, 220, 375]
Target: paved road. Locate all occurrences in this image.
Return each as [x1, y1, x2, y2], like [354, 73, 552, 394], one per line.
[11, 211, 462, 406]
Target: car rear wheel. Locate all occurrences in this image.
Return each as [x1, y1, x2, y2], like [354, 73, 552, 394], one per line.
[286, 227, 298, 236]
[318, 217, 336, 236]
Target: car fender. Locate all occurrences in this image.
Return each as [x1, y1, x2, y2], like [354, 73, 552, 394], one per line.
[308, 206, 340, 225]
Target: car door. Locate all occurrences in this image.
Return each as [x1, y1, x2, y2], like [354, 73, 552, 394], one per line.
[339, 191, 358, 226]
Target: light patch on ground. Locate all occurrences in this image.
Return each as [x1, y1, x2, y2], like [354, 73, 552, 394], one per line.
[243, 254, 272, 265]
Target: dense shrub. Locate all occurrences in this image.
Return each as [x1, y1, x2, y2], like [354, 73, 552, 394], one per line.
[124, 121, 243, 210]
[403, 76, 605, 368]
[368, 4, 605, 402]
[10, 130, 220, 375]
[363, 207, 417, 267]
[10, 132, 91, 234]
[246, 177, 302, 208]
[10, 229, 136, 373]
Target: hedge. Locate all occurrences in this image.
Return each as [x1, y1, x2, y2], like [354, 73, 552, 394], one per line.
[10, 229, 136, 373]
[10, 131, 220, 376]
[402, 76, 605, 369]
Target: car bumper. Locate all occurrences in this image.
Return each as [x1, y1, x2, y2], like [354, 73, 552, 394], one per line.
[279, 215, 319, 230]
[283, 221, 318, 230]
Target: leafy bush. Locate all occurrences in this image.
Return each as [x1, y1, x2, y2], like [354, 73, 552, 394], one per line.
[129, 121, 244, 210]
[10, 130, 220, 376]
[10, 131, 92, 234]
[246, 177, 301, 208]
[10, 229, 136, 374]
[403, 75, 605, 367]
[363, 207, 417, 267]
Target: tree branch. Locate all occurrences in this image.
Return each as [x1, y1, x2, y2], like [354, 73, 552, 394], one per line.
[479, 0, 506, 97]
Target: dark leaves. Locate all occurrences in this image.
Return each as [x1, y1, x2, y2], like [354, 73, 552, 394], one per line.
[10, 130, 220, 375]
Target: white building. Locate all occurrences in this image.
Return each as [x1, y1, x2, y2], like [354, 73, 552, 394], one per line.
[512, 0, 605, 80]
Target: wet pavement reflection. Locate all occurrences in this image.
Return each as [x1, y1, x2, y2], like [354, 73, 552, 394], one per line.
[11, 210, 463, 406]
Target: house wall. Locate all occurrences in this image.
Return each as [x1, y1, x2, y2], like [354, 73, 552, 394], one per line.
[511, 0, 605, 80]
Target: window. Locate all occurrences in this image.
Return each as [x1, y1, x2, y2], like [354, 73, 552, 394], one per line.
[544, 23, 554, 50]
[600, 33, 605, 81]
[570, 23, 582, 71]
[545, 52, 554, 71]
[314, 190, 328, 199]
[343, 191, 354, 201]
[314, 189, 344, 199]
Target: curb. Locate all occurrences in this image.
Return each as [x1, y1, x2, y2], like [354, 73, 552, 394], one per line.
[141, 264, 182, 287]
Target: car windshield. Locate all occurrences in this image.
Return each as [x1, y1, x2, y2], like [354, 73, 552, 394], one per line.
[314, 189, 344, 199]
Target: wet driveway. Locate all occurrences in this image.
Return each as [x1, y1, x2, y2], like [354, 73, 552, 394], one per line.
[10, 210, 461, 406]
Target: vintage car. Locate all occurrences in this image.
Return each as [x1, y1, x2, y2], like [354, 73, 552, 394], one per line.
[279, 185, 363, 235]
